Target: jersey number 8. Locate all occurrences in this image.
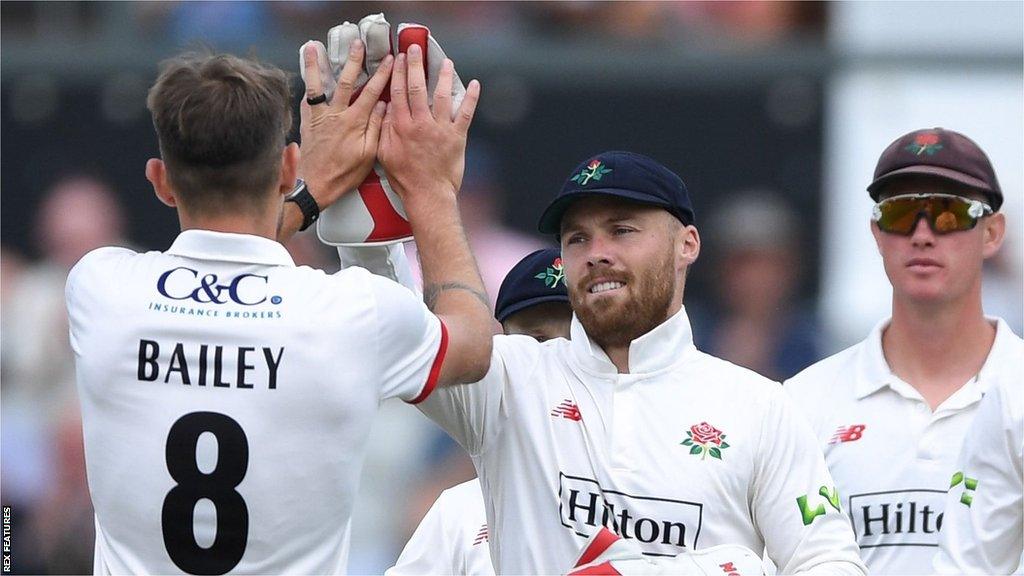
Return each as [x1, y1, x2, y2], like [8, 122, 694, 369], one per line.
[162, 412, 249, 575]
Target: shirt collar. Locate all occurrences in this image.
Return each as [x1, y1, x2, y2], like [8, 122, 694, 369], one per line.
[855, 316, 1016, 401]
[976, 317, 1022, 394]
[569, 305, 697, 376]
[854, 318, 895, 399]
[166, 230, 295, 267]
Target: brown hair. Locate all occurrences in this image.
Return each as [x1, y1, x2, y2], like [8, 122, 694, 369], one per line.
[147, 52, 292, 213]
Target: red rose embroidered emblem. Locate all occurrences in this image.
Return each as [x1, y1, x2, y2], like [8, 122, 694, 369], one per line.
[905, 133, 944, 156]
[534, 256, 566, 288]
[691, 422, 723, 445]
[681, 421, 730, 460]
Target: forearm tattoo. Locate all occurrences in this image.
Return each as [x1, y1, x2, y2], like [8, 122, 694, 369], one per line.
[422, 282, 491, 312]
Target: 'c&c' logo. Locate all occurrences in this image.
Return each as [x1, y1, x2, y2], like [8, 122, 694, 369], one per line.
[157, 267, 273, 306]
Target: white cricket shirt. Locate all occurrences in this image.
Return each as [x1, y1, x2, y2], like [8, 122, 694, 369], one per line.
[934, 372, 1024, 574]
[386, 479, 494, 576]
[419, 307, 866, 575]
[784, 317, 1022, 575]
[66, 230, 446, 575]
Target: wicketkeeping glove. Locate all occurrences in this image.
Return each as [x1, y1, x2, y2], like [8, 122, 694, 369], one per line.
[300, 13, 467, 246]
[567, 527, 764, 575]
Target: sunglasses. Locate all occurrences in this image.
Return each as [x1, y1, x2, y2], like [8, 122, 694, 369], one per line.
[872, 193, 993, 236]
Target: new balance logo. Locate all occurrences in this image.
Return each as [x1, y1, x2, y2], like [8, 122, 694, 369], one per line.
[720, 562, 743, 576]
[472, 524, 488, 545]
[552, 399, 582, 422]
[829, 424, 866, 444]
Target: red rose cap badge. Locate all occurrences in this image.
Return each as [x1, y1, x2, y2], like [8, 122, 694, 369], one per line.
[867, 127, 1003, 211]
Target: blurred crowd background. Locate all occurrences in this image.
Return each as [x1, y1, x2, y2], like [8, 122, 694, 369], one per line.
[1, 1, 1021, 573]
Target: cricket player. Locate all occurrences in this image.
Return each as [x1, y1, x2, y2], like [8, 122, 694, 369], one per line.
[785, 128, 1023, 574]
[407, 151, 866, 574]
[387, 248, 570, 576]
[934, 376, 1022, 574]
[64, 42, 492, 573]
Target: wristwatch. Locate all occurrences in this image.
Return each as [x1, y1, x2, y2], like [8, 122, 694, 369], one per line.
[285, 179, 321, 232]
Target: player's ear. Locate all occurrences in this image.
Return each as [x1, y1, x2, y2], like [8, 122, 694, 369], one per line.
[981, 212, 1006, 260]
[278, 143, 300, 198]
[676, 221, 700, 271]
[146, 158, 177, 208]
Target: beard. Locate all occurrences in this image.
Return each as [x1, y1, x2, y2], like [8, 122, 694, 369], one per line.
[570, 248, 677, 350]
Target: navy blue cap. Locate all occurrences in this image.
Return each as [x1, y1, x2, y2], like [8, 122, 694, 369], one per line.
[494, 248, 570, 322]
[537, 151, 694, 234]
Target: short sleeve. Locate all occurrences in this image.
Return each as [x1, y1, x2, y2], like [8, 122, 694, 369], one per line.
[753, 388, 867, 575]
[934, 382, 1024, 574]
[65, 247, 133, 356]
[368, 273, 447, 404]
[66, 254, 89, 355]
[417, 336, 532, 456]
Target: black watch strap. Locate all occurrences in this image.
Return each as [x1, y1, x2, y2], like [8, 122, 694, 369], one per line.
[286, 179, 321, 232]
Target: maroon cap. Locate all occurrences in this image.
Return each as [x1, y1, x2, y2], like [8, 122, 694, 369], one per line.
[867, 128, 1003, 211]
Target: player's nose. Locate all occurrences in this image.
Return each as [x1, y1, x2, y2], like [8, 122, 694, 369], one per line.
[584, 234, 614, 267]
[909, 215, 936, 247]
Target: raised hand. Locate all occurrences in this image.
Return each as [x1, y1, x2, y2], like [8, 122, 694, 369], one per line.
[377, 44, 481, 217]
[297, 39, 391, 210]
[312, 14, 471, 247]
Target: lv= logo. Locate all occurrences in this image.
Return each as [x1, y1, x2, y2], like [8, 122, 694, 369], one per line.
[949, 471, 978, 507]
[796, 486, 841, 526]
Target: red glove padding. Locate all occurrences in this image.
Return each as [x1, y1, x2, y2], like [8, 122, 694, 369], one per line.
[568, 527, 765, 576]
[300, 13, 466, 246]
